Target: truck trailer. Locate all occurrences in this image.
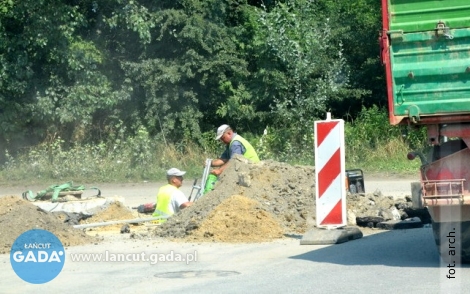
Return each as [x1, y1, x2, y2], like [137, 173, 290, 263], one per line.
[380, 0, 470, 262]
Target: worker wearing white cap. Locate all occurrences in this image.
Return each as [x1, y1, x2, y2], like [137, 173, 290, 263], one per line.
[152, 168, 192, 222]
[210, 124, 260, 176]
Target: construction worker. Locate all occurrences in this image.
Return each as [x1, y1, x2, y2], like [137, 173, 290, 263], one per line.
[210, 124, 260, 176]
[152, 168, 192, 222]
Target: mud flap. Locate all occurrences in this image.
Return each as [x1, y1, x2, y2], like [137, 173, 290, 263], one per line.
[432, 221, 470, 263]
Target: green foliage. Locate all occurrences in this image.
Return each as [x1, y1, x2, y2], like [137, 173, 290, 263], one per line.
[0, 131, 208, 184]
[216, 81, 256, 125]
[315, 0, 385, 115]
[0, 0, 133, 153]
[109, 0, 254, 143]
[105, 0, 155, 44]
[0, 0, 423, 179]
[344, 106, 426, 171]
[0, 107, 426, 185]
[251, 0, 351, 140]
[252, 125, 314, 164]
[345, 105, 402, 148]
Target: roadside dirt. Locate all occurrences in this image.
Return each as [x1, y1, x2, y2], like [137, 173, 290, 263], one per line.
[0, 156, 422, 251]
[154, 156, 315, 242]
[153, 155, 419, 243]
[79, 201, 139, 233]
[0, 196, 94, 254]
[188, 195, 285, 243]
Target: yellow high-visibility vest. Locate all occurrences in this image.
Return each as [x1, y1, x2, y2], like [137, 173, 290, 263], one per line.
[152, 184, 177, 222]
[230, 134, 260, 163]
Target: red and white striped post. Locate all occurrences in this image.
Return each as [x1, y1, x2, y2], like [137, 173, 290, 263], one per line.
[315, 112, 346, 228]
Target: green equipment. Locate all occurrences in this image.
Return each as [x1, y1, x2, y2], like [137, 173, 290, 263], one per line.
[22, 181, 101, 203]
[203, 174, 218, 194]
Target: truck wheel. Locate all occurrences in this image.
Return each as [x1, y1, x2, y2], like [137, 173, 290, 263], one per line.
[432, 221, 470, 263]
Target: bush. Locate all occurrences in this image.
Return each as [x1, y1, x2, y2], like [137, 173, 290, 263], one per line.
[0, 107, 427, 185]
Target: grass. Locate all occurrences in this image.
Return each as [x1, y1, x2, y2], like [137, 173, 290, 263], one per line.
[0, 107, 427, 185]
[0, 141, 215, 185]
[345, 137, 421, 175]
[0, 132, 423, 186]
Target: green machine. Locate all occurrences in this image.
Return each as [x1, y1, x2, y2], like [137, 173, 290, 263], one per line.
[22, 181, 101, 203]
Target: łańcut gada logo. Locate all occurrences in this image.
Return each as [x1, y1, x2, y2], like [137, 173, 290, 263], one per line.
[10, 229, 65, 284]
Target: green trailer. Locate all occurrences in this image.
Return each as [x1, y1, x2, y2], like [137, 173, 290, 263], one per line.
[381, 0, 470, 263]
[381, 0, 470, 125]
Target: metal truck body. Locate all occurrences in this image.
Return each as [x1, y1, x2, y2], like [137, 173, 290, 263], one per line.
[381, 0, 470, 262]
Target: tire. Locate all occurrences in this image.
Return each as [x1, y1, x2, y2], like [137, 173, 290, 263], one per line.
[432, 221, 470, 263]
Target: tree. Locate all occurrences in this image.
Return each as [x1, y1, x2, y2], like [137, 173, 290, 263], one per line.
[106, 0, 255, 142]
[0, 0, 131, 159]
[0, 0, 388, 164]
[253, 0, 350, 133]
[315, 0, 385, 117]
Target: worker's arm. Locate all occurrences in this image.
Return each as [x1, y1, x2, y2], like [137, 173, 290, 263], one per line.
[211, 158, 227, 167]
[179, 201, 193, 209]
[173, 190, 192, 211]
[211, 162, 229, 176]
[211, 141, 244, 175]
[211, 148, 229, 167]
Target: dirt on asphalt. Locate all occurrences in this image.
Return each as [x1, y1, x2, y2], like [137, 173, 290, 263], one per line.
[188, 195, 285, 243]
[153, 155, 418, 243]
[0, 155, 421, 251]
[0, 196, 94, 254]
[79, 201, 139, 233]
[154, 156, 316, 242]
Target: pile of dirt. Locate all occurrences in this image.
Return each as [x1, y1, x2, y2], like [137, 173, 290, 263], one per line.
[154, 155, 316, 241]
[0, 196, 94, 254]
[79, 201, 138, 233]
[0, 156, 421, 249]
[188, 195, 284, 243]
[82, 202, 136, 223]
[154, 155, 418, 242]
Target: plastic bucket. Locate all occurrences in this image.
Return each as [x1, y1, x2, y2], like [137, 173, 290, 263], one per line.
[204, 174, 218, 194]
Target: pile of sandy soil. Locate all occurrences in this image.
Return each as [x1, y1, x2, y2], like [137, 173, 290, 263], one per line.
[0, 156, 421, 248]
[82, 201, 136, 223]
[79, 202, 138, 233]
[0, 196, 94, 254]
[154, 155, 418, 243]
[154, 156, 317, 242]
[188, 195, 284, 243]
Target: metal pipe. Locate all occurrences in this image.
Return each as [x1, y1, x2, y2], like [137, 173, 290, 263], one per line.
[73, 216, 168, 229]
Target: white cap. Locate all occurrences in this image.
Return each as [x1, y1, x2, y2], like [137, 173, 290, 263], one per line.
[166, 168, 186, 177]
[215, 124, 230, 140]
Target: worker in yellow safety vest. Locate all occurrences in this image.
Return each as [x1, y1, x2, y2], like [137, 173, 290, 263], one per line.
[152, 168, 192, 222]
[210, 124, 260, 177]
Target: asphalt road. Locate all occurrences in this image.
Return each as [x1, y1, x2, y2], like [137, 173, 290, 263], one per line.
[3, 175, 469, 293]
[0, 174, 420, 208]
[1, 227, 468, 293]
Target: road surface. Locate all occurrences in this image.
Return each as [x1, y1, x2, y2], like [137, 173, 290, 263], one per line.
[0, 174, 419, 208]
[2, 175, 469, 293]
